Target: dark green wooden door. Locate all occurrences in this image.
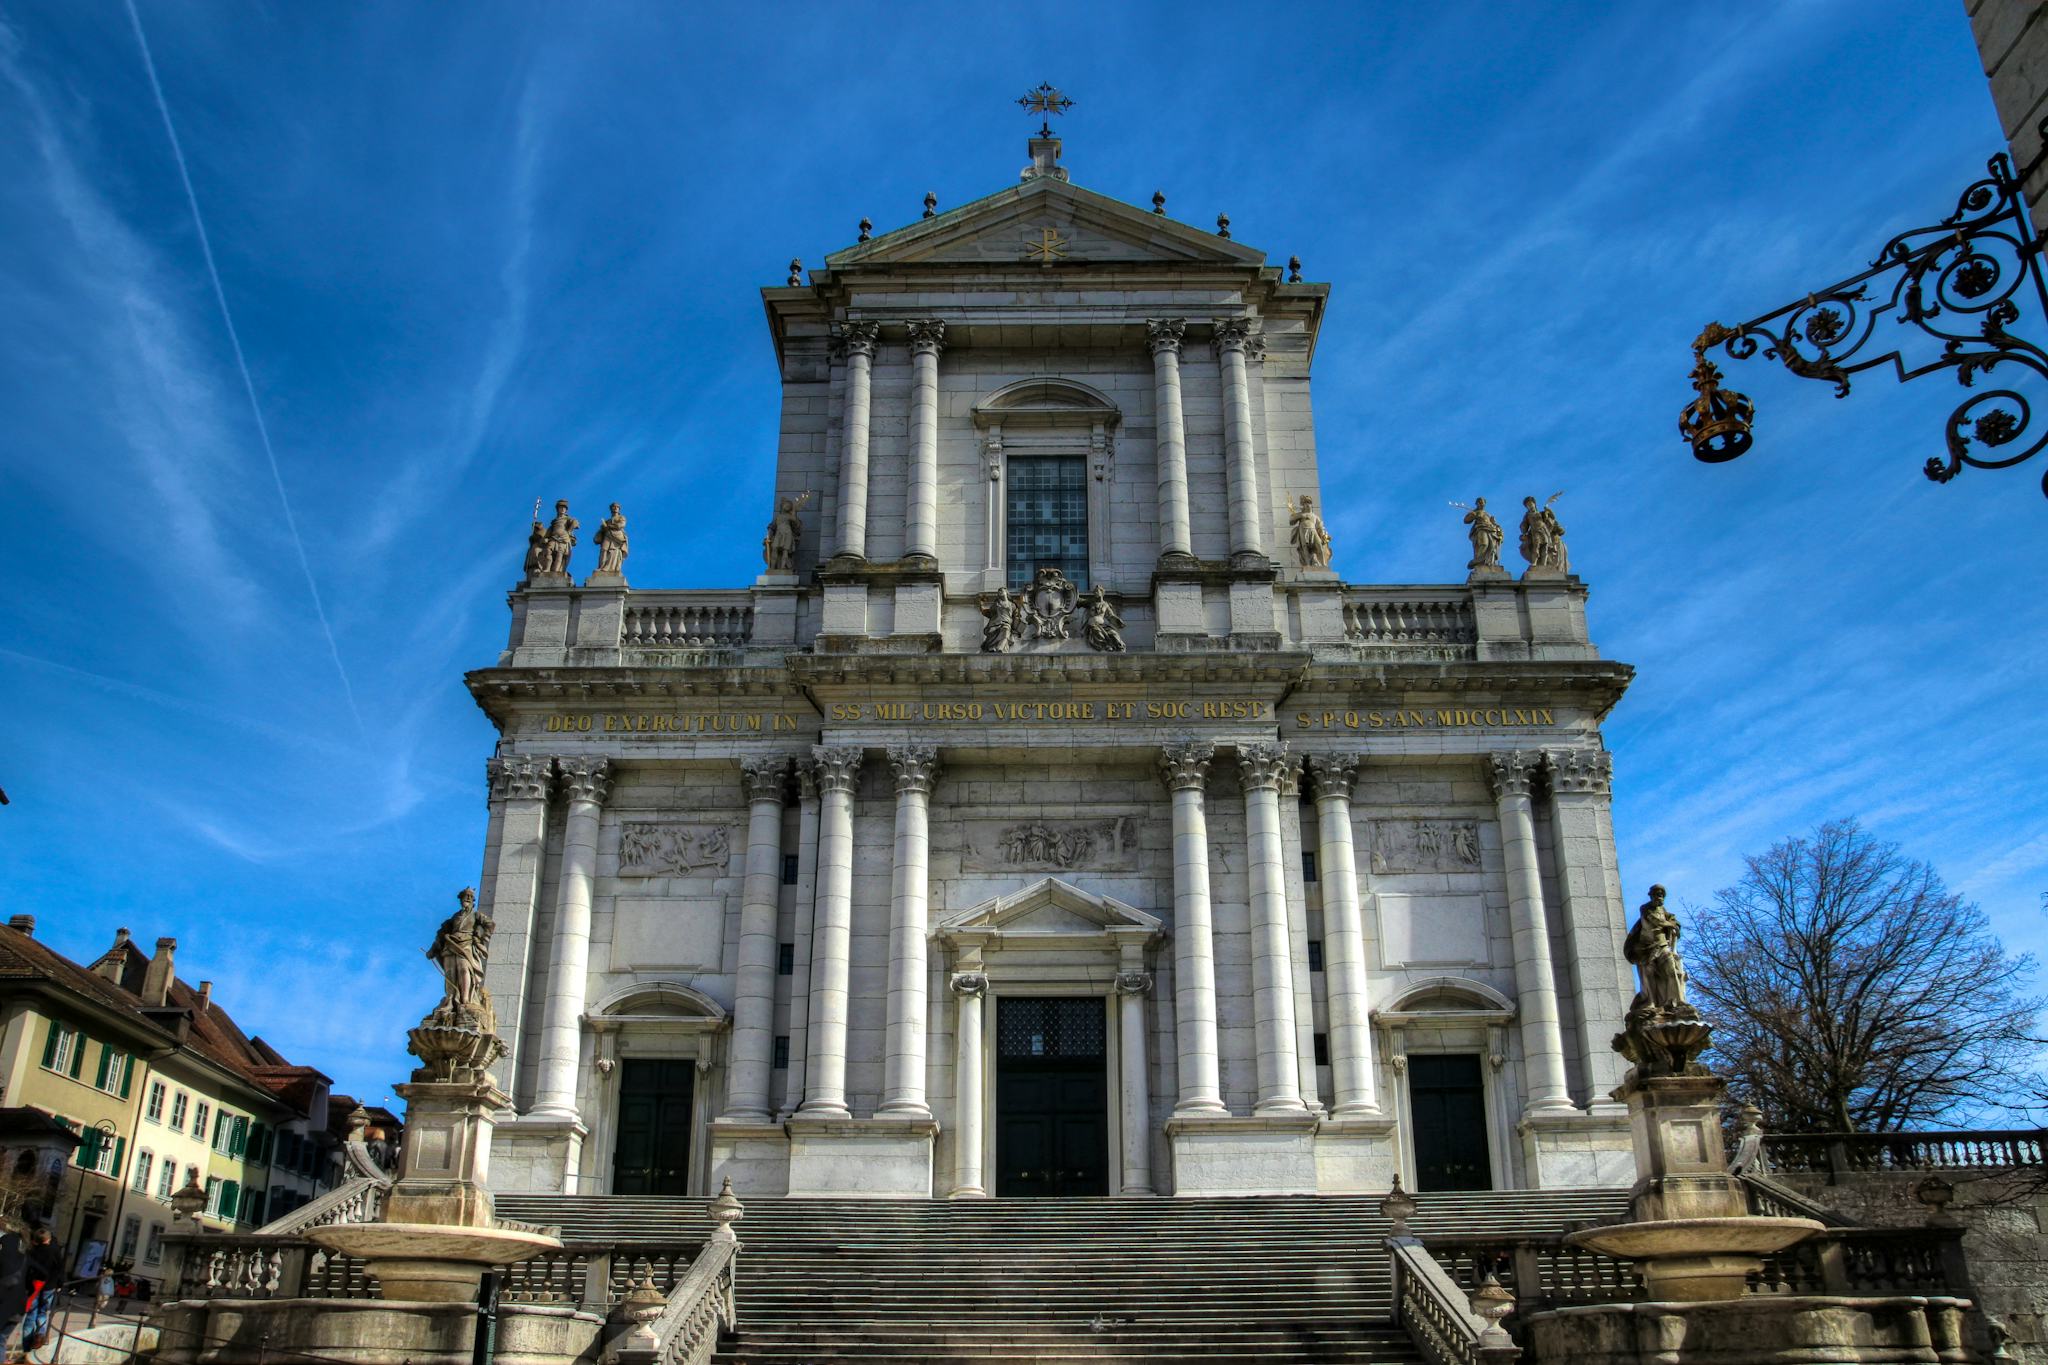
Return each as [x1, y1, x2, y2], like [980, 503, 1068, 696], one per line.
[613, 1059, 694, 1195]
[1409, 1053, 1491, 1191]
[995, 998, 1108, 1197]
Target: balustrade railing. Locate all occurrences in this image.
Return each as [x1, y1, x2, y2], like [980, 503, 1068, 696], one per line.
[1756, 1129, 2046, 1177]
[1391, 1238, 1520, 1365]
[255, 1175, 388, 1236]
[609, 1234, 739, 1365]
[1421, 1235, 1640, 1311]
[623, 593, 755, 651]
[1341, 590, 1477, 654]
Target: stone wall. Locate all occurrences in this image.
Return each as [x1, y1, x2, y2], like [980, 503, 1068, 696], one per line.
[1969, 0, 2048, 227]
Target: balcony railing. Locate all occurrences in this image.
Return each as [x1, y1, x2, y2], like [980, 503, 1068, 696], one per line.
[622, 592, 755, 651]
[1755, 1129, 2047, 1178]
[1340, 589, 1478, 657]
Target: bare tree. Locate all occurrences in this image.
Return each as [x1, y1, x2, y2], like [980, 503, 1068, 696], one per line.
[1686, 818, 2044, 1132]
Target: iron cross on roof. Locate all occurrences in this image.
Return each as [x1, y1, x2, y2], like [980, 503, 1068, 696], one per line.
[1018, 82, 1074, 136]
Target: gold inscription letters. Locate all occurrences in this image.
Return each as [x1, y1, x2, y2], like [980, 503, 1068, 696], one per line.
[539, 699, 1563, 735]
[1294, 706, 1558, 731]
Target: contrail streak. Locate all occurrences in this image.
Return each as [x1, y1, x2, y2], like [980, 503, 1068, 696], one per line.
[123, 0, 366, 740]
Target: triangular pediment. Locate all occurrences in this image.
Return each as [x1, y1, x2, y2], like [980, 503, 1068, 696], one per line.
[826, 177, 1266, 270]
[936, 877, 1163, 941]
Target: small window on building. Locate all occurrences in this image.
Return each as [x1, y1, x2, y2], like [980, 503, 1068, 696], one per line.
[192, 1101, 210, 1140]
[781, 854, 800, 885]
[1314, 1033, 1331, 1067]
[777, 943, 795, 976]
[93, 1047, 134, 1098]
[145, 1080, 166, 1123]
[132, 1150, 154, 1193]
[143, 1224, 165, 1264]
[1006, 455, 1090, 590]
[1307, 939, 1324, 971]
[119, 1215, 141, 1261]
[156, 1160, 176, 1201]
[1302, 851, 1318, 883]
[772, 1036, 790, 1069]
[39, 1023, 82, 1078]
[170, 1092, 189, 1130]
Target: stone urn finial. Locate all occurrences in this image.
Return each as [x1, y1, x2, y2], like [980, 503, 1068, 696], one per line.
[1470, 1273, 1515, 1346]
[708, 1176, 745, 1241]
[1378, 1175, 1417, 1237]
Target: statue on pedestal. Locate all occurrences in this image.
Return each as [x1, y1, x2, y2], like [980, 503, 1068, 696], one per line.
[978, 590, 1018, 653]
[763, 492, 812, 573]
[1081, 585, 1126, 652]
[1615, 884, 1709, 1077]
[521, 518, 548, 580]
[541, 500, 579, 576]
[592, 502, 629, 577]
[1287, 494, 1333, 570]
[1519, 491, 1568, 573]
[425, 888, 496, 1033]
[1453, 497, 1504, 572]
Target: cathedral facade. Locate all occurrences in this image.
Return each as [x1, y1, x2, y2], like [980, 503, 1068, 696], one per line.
[472, 127, 1638, 1200]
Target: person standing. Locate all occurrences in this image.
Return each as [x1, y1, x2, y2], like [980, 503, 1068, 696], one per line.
[0, 1226, 26, 1363]
[20, 1229, 60, 1356]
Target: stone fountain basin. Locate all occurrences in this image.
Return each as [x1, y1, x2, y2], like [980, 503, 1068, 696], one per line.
[1567, 1216, 1824, 1260]
[309, 1222, 561, 1303]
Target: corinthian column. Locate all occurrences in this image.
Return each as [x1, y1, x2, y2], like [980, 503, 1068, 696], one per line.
[1213, 319, 1265, 564]
[1307, 754, 1378, 1116]
[725, 756, 791, 1124]
[880, 742, 940, 1118]
[1116, 970, 1155, 1194]
[798, 746, 863, 1118]
[1147, 319, 1192, 561]
[530, 756, 611, 1121]
[1489, 750, 1573, 1113]
[1159, 742, 1226, 1116]
[480, 755, 553, 1101]
[904, 320, 947, 565]
[950, 972, 989, 1197]
[833, 323, 879, 561]
[1544, 748, 1630, 1109]
[1239, 743, 1308, 1116]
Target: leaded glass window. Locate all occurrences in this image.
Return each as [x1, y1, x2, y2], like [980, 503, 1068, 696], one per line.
[1006, 456, 1089, 589]
[997, 997, 1106, 1060]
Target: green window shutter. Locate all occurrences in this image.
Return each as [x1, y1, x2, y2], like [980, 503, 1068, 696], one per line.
[76, 1127, 102, 1168]
[213, 1112, 227, 1149]
[230, 1116, 248, 1157]
[222, 1179, 240, 1222]
[39, 1023, 59, 1069]
[120, 1055, 135, 1099]
[68, 1037, 85, 1078]
[110, 1136, 126, 1179]
[94, 1046, 111, 1090]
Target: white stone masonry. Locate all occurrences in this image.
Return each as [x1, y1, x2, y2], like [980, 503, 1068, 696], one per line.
[798, 746, 863, 1117]
[1240, 744, 1308, 1116]
[724, 755, 790, 1123]
[1307, 754, 1378, 1116]
[1160, 742, 1226, 1116]
[880, 743, 940, 1117]
[1490, 750, 1574, 1113]
[833, 324, 878, 560]
[530, 756, 610, 1121]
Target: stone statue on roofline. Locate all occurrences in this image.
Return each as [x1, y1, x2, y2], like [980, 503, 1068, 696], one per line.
[1519, 491, 1568, 574]
[591, 502, 629, 579]
[1287, 494, 1333, 570]
[521, 518, 548, 581]
[541, 499, 579, 576]
[763, 491, 813, 573]
[1081, 585, 1126, 652]
[1452, 497, 1505, 575]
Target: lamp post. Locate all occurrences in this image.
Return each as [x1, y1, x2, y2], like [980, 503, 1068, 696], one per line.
[1682, 122, 2048, 497]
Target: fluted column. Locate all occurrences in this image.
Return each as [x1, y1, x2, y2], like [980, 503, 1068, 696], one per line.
[1159, 742, 1226, 1116]
[1543, 748, 1630, 1108]
[480, 754, 553, 1102]
[1213, 318, 1265, 562]
[1116, 970, 1154, 1194]
[904, 320, 947, 565]
[1489, 750, 1574, 1113]
[725, 756, 791, 1123]
[1307, 755, 1378, 1116]
[1147, 319, 1192, 560]
[798, 746, 863, 1118]
[531, 756, 611, 1121]
[950, 972, 989, 1197]
[1240, 743, 1308, 1116]
[833, 323, 879, 560]
[879, 742, 940, 1118]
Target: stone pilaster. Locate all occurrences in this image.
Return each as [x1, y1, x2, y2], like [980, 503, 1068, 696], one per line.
[1544, 747, 1631, 1111]
[779, 761, 823, 1120]
[530, 756, 610, 1122]
[1308, 754, 1379, 1117]
[904, 320, 947, 566]
[949, 972, 988, 1198]
[1116, 969, 1155, 1194]
[832, 323, 879, 561]
[1147, 319, 1193, 561]
[1159, 742, 1226, 1116]
[479, 754, 553, 1104]
[1488, 750, 1573, 1114]
[880, 743, 940, 1118]
[798, 746, 863, 1118]
[724, 755, 791, 1124]
[1214, 318, 1265, 565]
[1239, 743, 1308, 1117]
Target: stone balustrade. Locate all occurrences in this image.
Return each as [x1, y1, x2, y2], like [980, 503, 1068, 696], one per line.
[255, 1174, 389, 1236]
[1755, 1128, 2047, 1177]
[623, 593, 756, 651]
[1341, 589, 1478, 654]
[608, 1235, 739, 1365]
[1390, 1237, 1522, 1365]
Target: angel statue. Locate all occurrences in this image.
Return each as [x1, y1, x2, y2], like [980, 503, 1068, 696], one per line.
[426, 887, 496, 1026]
[1518, 491, 1568, 572]
[978, 591, 1018, 653]
[593, 502, 630, 577]
[1450, 497, 1504, 573]
[1287, 494, 1333, 570]
[1080, 585, 1126, 652]
[763, 491, 814, 573]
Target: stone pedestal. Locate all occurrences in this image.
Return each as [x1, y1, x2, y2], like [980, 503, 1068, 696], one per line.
[382, 1075, 509, 1228]
[1166, 1114, 1318, 1195]
[1525, 1294, 1978, 1365]
[487, 1114, 585, 1193]
[1519, 1108, 1636, 1189]
[751, 574, 801, 646]
[785, 1117, 938, 1197]
[707, 1120, 791, 1197]
[1312, 1114, 1399, 1193]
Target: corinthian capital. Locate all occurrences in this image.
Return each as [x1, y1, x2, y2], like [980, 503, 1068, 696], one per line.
[487, 754, 553, 804]
[905, 318, 948, 356]
[886, 742, 941, 795]
[1306, 754, 1359, 802]
[837, 321, 879, 360]
[1544, 748, 1613, 797]
[1486, 751, 1538, 802]
[1158, 741, 1216, 793]
[1212, 317, 1255, 353]
[810, 745, 864, 795]
[1237, 742, 1296, 792]
[741, 755, 791, 803]
[1146, 318, 1186, 356]
[796, 759, 822, 801]
[556, 756, 613, 806]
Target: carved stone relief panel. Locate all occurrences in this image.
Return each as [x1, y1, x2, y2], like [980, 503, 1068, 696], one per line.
[1367, 818, 1482, 874]
[961, 815, 1140, 872]
[617, 823, 734, 877]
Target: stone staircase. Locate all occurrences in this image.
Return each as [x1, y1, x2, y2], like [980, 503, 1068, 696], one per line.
[497, 1188, 1630, 1364]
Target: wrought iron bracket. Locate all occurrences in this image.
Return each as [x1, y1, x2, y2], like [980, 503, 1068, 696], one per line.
[1683, 125, 2048, 496]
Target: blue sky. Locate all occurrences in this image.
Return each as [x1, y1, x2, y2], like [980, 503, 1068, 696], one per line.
[1, 2, 2042, 1106]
